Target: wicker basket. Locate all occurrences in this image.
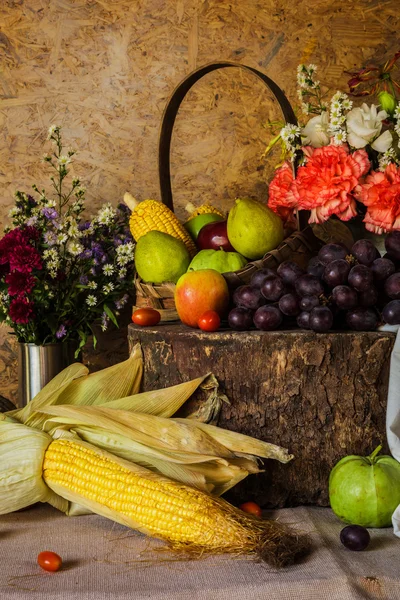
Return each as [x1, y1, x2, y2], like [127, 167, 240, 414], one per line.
[133, 61, 321, 321]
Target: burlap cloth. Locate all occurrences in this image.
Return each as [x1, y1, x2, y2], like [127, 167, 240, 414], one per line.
[0, 504, 399, 600]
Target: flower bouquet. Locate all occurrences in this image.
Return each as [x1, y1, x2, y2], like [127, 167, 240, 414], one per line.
[0, 126, 135, 353]
[267, 55, 400, 236]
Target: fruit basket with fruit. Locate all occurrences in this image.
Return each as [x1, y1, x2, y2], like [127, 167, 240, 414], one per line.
[126, 62, 322, 322]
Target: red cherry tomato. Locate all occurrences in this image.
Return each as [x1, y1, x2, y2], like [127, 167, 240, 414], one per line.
[132, 308, 161, 327]
[239, 501, 262, 518]
[197, 310, 221, 331]
[37, 551, 62, 572]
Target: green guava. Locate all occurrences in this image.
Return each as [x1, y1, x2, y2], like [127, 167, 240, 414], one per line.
[329, 445, 400, 528]
[187, 249, 248, 274]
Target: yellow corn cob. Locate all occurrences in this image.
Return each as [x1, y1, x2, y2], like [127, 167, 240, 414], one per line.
[185, 202, 225, 221]
[43, 438, 309, 566]
[124, 193, 197, 257]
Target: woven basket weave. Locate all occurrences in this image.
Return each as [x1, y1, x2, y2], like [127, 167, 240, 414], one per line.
[133, 61, 321, 321]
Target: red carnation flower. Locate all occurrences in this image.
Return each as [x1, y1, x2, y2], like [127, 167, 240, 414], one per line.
[0, 226, 40, 266]
[9, 296, 34, 324]
[268, 162, 297, 226]
[5, 271, 36, 296]
[355, 163, 400, 233]
[287, 144, 370, 224]
[9, 245, 42, 273]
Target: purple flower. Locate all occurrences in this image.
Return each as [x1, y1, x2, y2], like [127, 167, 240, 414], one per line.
[115, 294, 129, 310]
[79, 275, 89, 285]
[56, 324, 67, 339]
[42, 207, 58, 220]
[78, 249, 93, 260]
[78, 221, 92, 231]
[43, 231, 57, 246]
[27, 195, 37, 208]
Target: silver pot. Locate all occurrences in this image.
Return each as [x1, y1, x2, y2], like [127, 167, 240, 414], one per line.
[17, 342, 80, 408]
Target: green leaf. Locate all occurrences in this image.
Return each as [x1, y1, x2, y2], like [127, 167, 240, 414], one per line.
[89, 325, 98, 350]
[103, 304, 118, 328]
[76, 330, 87, 358]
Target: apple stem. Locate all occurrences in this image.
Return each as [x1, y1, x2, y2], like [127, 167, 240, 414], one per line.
[368, 445, 382, 463]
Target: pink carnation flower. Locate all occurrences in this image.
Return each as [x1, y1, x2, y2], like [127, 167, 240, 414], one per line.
[287, 144, 370, 224]
[354, 163, 400, 233]
[268, 162, 297, 226]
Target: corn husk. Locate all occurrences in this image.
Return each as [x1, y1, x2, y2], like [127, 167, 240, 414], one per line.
[11, 344, 144, 431]
[0, 419, 67, 514]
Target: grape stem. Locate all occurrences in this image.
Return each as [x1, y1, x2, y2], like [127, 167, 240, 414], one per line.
[367, 445, 382, 464]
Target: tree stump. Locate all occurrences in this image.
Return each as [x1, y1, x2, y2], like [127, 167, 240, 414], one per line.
[128, 323, 396, 508]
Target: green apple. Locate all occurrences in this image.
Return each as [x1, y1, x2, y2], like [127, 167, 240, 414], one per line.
[184, 213, 224, 240]
[187, 249, 247, 274]
[329, 445, 400, 527]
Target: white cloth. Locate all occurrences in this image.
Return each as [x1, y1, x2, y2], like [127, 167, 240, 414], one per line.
[387, 326, 400, 535]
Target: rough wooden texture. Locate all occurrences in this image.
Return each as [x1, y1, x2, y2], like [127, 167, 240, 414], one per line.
[128, 323, 396, 507]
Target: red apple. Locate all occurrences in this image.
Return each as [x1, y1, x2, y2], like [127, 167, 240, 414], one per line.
[175, 269, 229, 328]
[197, 221, 235, 252]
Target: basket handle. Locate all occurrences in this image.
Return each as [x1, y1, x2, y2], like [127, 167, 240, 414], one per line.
[158, 61, 298, 213]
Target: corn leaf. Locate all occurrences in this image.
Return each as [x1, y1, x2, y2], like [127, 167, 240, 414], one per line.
[175, 420, 293, 464]
[98, 374, 209, 417]
[37, 405, 235, 458]
[55, 343, 143, 407]
[0, 421, 59, 514]
[9, 363, 88, 424]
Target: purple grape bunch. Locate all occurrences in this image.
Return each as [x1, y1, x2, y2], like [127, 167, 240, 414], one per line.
[227, 233, 400, 333]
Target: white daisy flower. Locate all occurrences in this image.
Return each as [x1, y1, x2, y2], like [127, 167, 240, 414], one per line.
[56, 233, 68, 245]
[67, 241, 84, 256]
[103, 264, 114, 276]
[47, 124, 59, 139]
[88, 281, 98, 290]
[86, 295, 97, 307]
[58, 155, 71, 166]
[102, 283, 114, 294]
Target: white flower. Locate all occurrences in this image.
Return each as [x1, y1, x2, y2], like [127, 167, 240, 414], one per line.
[378, 148, 398, 171]
[333, 131, 347, 145]
[346, 103, 390, 150]
[371, 129, 393, 153]
[341, 98, 353, 111]
[67, 241, 84, 256]
[103, 264, 114, 276]
[96, 203, 116, 226]
[68, 219, 80, 237]
[43, 248, 58, 260]
[47, 124, 59, 139]
[86, 295, 97, 307]
[58, 155, 71, 166]
[102, 283, 114, 294]
[118, 267, 127, 278]
[44, 199, 57, 208]
[88, 281, 97, 290]
[8, 207, 21, 217]
[302, 112, 330, 148]
[56, 232, 68, 245]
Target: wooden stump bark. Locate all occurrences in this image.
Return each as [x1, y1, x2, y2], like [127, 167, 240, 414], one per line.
[128, 323, 396, 508]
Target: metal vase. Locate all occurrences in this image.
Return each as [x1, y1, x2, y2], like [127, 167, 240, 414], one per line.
[17, 342, 79, 408]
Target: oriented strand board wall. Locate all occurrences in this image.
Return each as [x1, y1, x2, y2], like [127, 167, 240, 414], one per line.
[0, 0, 399, 224]
[0, 0, 399, 401]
